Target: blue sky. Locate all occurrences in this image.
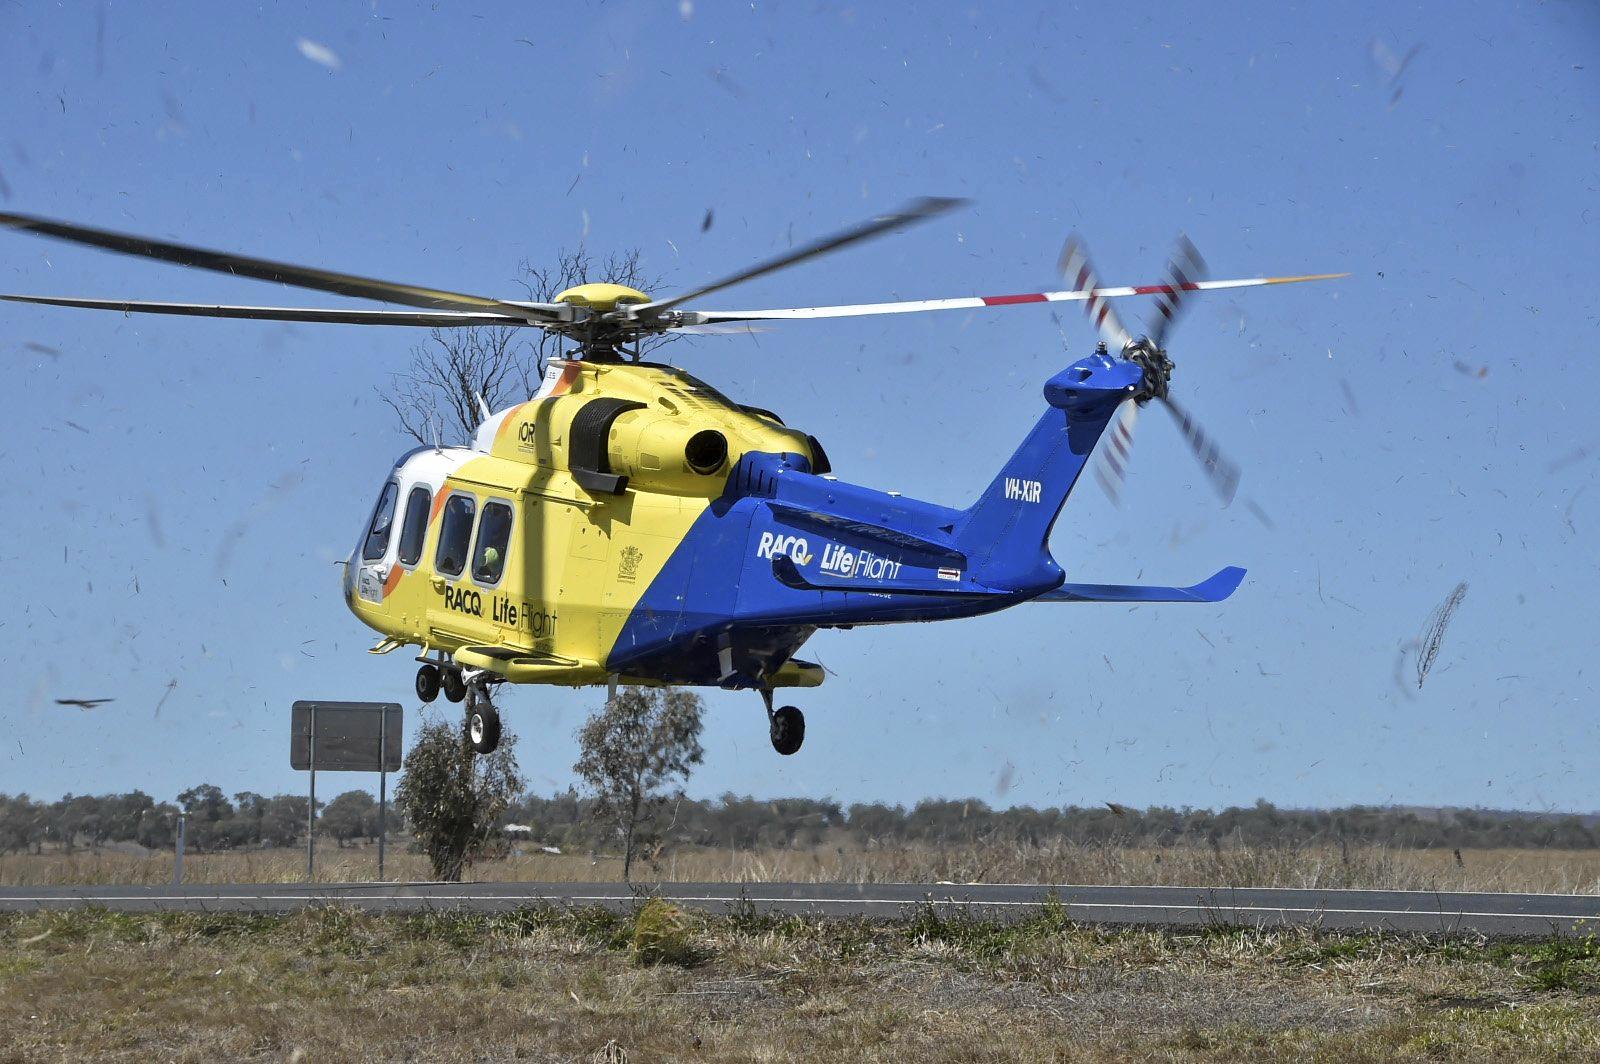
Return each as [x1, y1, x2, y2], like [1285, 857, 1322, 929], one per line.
[2, 0, 1597, 812]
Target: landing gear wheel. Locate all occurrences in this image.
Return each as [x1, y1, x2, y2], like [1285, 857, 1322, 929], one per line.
[441, 667, 467, 704]
[466, 690, 502, 755]
[769, 705, 805, 756]
[415, 664, 441, 704]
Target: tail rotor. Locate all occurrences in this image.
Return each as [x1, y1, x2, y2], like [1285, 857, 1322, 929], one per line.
[1072, 233, 1243, 507]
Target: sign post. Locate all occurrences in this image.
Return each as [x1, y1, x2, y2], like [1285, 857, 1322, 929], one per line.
[291, 701, 403, 882]
[378, 708, 388, 880]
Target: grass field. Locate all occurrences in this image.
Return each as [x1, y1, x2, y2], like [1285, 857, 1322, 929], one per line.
[5, 842, 1600, 894]
[2, 902, 1599, 1061]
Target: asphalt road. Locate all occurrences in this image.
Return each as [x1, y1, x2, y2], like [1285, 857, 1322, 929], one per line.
[3, 882, 1598, 936]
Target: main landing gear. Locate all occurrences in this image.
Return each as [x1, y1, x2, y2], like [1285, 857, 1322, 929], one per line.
[465, 681, 502, 755]
[415, 660, 467, 704]
[761, 689, 805, 756]
[416, 660, 500, 755]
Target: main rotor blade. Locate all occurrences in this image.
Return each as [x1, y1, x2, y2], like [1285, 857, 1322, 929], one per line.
[1058, 235, 1134, 352]
[0, 211, 564, 320]
[633, 196, 967, 316]
[1147, 233, 1208, 350]
[0, 294, 538, 327]
[684, 272, 1344, 325]
[1158, 394, 1241, 506]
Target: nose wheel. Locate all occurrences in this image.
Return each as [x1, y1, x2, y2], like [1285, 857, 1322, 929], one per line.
[761, 690, 805, 755]
[465, 684, 502, 755]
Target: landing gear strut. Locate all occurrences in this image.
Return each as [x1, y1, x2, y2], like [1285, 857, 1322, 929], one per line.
[762, 689, 805, 756]
[465, 683, 502, 755]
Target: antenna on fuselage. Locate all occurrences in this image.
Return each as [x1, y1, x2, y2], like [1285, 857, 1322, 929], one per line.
[474, 391, 491, 424]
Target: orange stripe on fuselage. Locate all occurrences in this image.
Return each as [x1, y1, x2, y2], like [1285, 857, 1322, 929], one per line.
[429, 487, 451, 525]
[547, 361, 581, 397]
[495, 402, 530, 447]
[382, 565, 404, 598]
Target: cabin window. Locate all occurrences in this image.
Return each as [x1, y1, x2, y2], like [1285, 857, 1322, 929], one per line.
[435, 494, 476, 578]
[472, 501, 513, 586]
[396, 486, 432, 567]
[361, 481, 399, 562]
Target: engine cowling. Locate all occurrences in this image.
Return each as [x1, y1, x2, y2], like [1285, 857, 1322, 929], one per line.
[606, 407, 731, 493]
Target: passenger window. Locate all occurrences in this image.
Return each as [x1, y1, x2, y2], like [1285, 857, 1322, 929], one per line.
[472, 501, 514, 585]
[397, 486, 432, 567]
[362, 482, 399, 562]
[435, 494, 476, 577]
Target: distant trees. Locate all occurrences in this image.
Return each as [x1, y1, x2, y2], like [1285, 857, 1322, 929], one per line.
[574, 687, 705, 880]
[6, 785, 1600, 858]
[320, 791, 379, 847]
[394, 716, 525, 881]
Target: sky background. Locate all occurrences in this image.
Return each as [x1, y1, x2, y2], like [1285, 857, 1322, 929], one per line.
[1, 0, 1597, 813]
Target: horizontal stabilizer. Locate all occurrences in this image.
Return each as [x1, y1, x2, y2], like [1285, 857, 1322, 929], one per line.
[1034, 565, 1246, 604]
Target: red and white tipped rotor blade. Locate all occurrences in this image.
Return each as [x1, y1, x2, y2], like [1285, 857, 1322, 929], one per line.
[1158, 394, 1241, 506]
[1057, 234, 1134, 352]
[1092, 399, 1141, 506]
[686, 272, 1343, 326]
[1147, 234, 1208, 350]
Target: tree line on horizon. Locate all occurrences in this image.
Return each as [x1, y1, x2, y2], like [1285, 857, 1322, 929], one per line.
[2, 789, 1597, 856]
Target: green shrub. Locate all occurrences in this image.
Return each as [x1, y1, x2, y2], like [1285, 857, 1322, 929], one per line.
[630, 898, 696, 966]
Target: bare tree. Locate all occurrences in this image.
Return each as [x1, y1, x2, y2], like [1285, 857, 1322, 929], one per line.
[379, 247, 669, 445]
[574, 687, 705, 881]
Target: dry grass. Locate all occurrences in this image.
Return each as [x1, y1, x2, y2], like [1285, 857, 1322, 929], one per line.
[2, 903, 1599, 1061]
[5, 842, 1600, 894]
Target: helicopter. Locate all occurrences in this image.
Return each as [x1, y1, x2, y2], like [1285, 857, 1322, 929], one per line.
[1, 201, 1341, 756]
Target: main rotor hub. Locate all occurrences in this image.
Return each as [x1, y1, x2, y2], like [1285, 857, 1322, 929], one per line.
[553, 282, 651, 313]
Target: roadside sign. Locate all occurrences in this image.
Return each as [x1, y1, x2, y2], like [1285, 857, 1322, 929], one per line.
[290, 701, 402, 772]
[291, 700, 404, 881]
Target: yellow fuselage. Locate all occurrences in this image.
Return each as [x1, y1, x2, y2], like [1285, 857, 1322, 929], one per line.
[344, 358, 821, 687]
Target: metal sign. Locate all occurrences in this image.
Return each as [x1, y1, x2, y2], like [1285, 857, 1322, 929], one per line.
[290, 701, 402, 772]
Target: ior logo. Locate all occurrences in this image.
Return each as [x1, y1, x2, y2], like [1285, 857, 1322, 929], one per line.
[1004, 477, 1042, 504]
[755, 531, 813, 565]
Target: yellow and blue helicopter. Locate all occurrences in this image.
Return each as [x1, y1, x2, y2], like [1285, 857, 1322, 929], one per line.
[1, 201, 1341, 756]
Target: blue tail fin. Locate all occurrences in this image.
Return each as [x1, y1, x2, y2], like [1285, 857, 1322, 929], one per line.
[954, 352, 1139, 590]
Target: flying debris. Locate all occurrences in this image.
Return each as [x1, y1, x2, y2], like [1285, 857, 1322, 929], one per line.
[155, 678, 178, 718]
[1368, 37, 1423, 108]
[1415, 582, 1468, 688]
[296, 38, 342, 71]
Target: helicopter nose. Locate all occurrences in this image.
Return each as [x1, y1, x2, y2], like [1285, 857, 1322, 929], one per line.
[1043, 353, 1141, 414]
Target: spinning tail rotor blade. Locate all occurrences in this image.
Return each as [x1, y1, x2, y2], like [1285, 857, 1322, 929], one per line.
[1092, 398, 1141, 505]
[1147, 234, 1208, 350]
[0, 211, 562, 320]
[1058, 234, 1134, 352]
[1158, 393, 1241, 505]
[634, 197, 967, 316]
